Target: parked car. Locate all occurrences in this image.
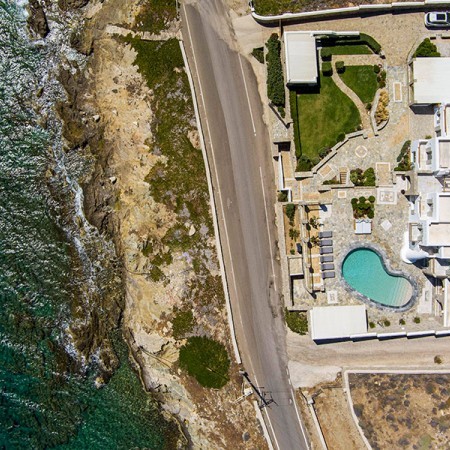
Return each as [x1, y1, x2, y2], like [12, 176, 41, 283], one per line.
[425, 11, 450, 27]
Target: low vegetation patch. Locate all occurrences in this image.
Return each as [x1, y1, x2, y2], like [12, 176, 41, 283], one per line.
[285, 203, 296, 225]
[339, 65, 378, 105]
[172, 309, 195, 340]
[351, 195, 375, 219]
[251, 46, 264, 63]
[350, 167, 376, 186]
[375, 89, 389, 125]
[349, 373, 450, 449]
[293, 74, 360, 168]
[179, 336, 230, 388]
[266, 34, 285, 115]
[285, 309, 308, 335]
[134, 0, 177, 34]
[414, 38, 441, 58]
[320, 34, 381, 54]
[395, 140, 412, 171]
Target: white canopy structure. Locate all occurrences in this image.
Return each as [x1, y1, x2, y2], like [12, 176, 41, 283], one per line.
[284, 32, 318, 86]
[411, 58, 450, 104]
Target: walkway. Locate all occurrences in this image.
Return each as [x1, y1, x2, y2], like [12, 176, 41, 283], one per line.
[333, 54, 382, 66]
[331, 67, 372, 133]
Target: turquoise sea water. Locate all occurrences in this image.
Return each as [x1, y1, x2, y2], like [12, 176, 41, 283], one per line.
[342, 248, 412, 307]
[0, 2, 176, 448]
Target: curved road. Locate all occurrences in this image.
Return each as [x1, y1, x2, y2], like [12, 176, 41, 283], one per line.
[181, 2, 309, 449]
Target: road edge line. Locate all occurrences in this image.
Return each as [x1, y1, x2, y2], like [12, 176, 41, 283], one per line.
[179, 38, 241, 365]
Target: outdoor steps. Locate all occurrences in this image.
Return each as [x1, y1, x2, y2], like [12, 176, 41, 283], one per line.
[339, 168, 349, 184]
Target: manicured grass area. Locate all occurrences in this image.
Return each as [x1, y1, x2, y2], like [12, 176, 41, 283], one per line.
[179, 336, 230, 388]
[294, 75, 361, 160]
[326, 45, 372, 55]
[339, 65, 378, 104]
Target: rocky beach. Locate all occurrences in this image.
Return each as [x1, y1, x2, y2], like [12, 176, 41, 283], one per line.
[8, 0, 268, 447]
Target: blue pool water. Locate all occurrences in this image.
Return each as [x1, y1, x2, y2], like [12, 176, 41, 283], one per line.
[342, 248, 412, 307]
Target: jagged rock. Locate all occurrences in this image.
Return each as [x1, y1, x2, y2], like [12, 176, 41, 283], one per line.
[188, 225, 196, 236]
[93, 114, 101, 122]
[27, 0, 49, 38]
[58, 0, 90, 11]
[109, 176, 117, 184]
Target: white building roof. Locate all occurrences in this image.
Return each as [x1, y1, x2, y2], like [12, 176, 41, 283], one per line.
[284, 32, 318, 85]
[412, 58, 450, 104]
[309, 305, 367, 341]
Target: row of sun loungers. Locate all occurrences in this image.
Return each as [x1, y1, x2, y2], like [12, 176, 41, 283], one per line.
[319, 231, 335, 279]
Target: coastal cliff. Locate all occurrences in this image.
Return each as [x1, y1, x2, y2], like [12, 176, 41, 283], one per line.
[29, 0, 267, 447]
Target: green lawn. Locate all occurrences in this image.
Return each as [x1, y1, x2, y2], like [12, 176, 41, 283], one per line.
[295, 75, 361, 159]
[327, 45, 372, 55]
[339, 65, 379, 104]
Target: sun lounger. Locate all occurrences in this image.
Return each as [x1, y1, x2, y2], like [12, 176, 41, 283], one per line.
[321, 263, 335, 271]
[320, 239, 333, 247]
[319, 231, 333, 239]
[321, 271, 335, 279]
[320, 247, 333, 254]
[320, 255, 333, 263]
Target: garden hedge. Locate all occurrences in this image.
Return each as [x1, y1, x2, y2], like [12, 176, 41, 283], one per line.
[266, 34, 285, 107]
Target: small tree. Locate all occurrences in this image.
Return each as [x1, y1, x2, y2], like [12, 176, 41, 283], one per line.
[310, 235, 320, 247]
[285, 203, 296, 224]
[309, 216, 319, 229]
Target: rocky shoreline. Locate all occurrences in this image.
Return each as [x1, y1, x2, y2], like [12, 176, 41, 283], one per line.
[27, 0, 267, 448]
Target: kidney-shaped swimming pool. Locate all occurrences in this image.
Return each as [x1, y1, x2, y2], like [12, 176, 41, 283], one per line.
[342, 248, 413, 308]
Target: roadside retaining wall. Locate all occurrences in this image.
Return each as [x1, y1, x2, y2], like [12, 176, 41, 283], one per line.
[251, 0, 450, 24]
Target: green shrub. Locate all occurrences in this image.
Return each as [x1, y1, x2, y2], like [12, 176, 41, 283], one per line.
[363, 167, 376, 186]
[278, 190, 288, 202]
[383, 319, 391, 327]
[395, 140, 412, 171]
[319, 147, 331, 158]
[285, 203, 296, 223]
[179, 336, 230, 388]
[335, 60, 345, 73]
[278, 105, 285, 118]
[377, 69, 387, 89]
[289, 90, 301, 159]
[399, 318, 406, 325]
[413, 316, 421, 324]
[414, 38, 441, 58]
[266, 34, 285, 107]
[336, 132, 346, 143]
[251, 46, 264, 63]
[296, 155, 312, 172]
[285, 309, 308, 335]
[351, 197, 358, 205]
[359, 33, 381, 54]
[435, 355, 443, 364]
[368, 195, 375, 203]
[172, 310, 195, 340]
[323, 178, 340, 185]
[373, 64, 381, 74]
[321, 47, 332, 61]
[322, 61, 333, 76]
[369, 321, 376, 329]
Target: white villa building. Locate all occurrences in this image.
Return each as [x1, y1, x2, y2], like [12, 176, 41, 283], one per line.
[406, 104, 450, 276]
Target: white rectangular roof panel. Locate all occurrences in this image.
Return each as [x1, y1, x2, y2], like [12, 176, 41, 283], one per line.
[413, 58, 450, 104]
[284, 32, 318, 85]
[310, 305, 367, 341]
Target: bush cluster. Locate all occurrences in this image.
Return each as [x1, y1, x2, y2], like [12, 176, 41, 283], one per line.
[285, 308, 308, 335]
[351, 195, 375, 219]
[289, 90, 301, 159]
[266, 34, 285, 108]
[251, 46, 264, 64]
[377, 69, 387, 89]
[414, 38, 441, 58]
[285, 203, 296, 224]
[323, 177, 340, 185]
[350, 167, 376, 186]
[335, 60, 345, 73]
[322, 61, 333, 76]
[394, 140, 412, 171]
[373, 64, 381, 74]
[296, 155, 313, 172]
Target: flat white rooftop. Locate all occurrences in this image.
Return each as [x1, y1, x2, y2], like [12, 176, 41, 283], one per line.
[309, 305, 367, 341]
[412, 58, 450, 104]
[284, 32, 318, 85]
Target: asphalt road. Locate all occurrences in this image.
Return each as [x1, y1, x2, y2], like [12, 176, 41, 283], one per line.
[181, 2, 309, 449]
